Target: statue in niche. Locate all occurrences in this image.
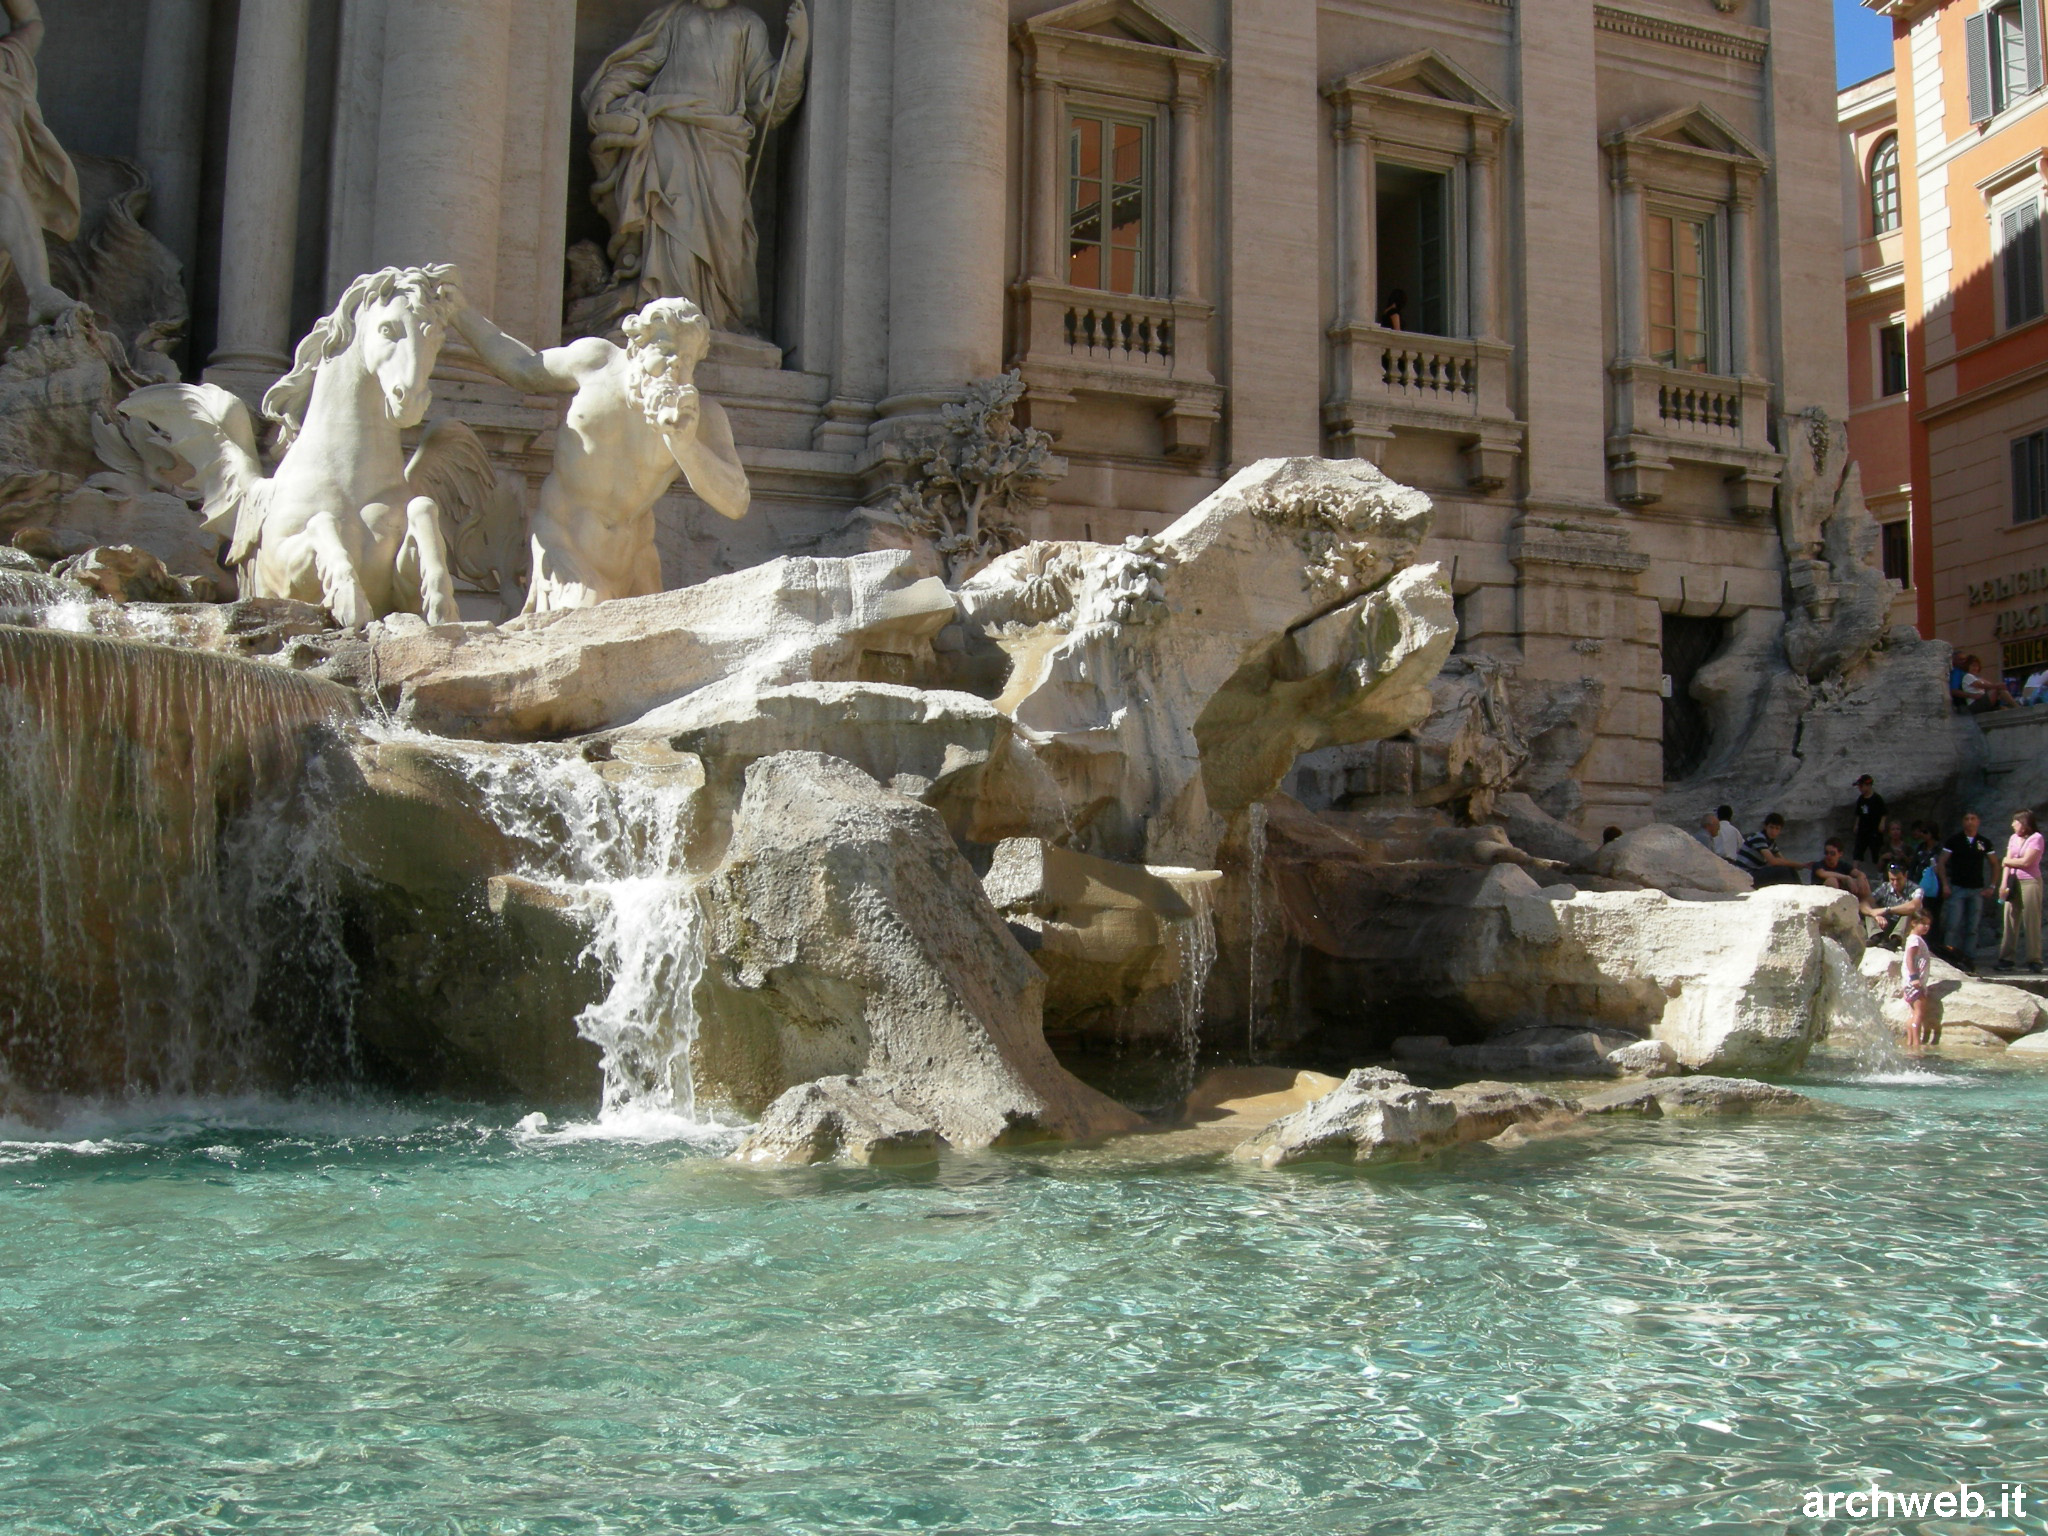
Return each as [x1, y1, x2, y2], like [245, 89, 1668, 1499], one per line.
[583, 0, 810, 337]
[453, 295, 751, 613]
[0, 0, 79, 326]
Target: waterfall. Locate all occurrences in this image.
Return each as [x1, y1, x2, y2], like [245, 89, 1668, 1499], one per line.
[396, 730, 714, 1125]
[1814, 937, 1913, 1078]
[1171, 882, 1217, 1100]
[0, 626, 358, 1097]
[1244, 800, 1269, 1061]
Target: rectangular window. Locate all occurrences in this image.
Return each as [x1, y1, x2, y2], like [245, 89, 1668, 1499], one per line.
[2000, 196, 2046, 328]
[1973, 2, 2044, 121]
[1879, 322, 1908, 397]
[2017, 429, 2048, 525]
[1375, 162, 1453, 337]
[1068, 114, 1151, 296]
[1880, 519, 1911, 585]
[1647, 211, 1717, 373]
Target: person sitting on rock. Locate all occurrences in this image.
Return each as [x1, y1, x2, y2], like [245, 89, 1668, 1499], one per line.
[1809, 839, 1870, 902]
[1957, 655, 2020, 712]
[1697, 808, 1743, 863]
[1861, 864, 1924, 948]
[1735, 813, 1804, 887]
[1900, 909, 1940, 1051]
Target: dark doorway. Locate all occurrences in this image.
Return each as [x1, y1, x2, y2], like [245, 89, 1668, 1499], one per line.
[1376, 162, 1451, 336]
[1661, 613, 1727, 782]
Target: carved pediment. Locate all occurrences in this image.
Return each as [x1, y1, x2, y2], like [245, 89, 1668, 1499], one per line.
[1022, 0, 1219, 57]
[1328, 49, 1512, 117]
[1610, 104, 1767, 165]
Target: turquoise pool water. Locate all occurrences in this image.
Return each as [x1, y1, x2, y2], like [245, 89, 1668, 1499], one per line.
[5, 1062, 2048, 1535]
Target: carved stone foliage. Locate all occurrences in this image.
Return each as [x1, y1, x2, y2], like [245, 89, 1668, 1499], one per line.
[865, 372, 1060, 586]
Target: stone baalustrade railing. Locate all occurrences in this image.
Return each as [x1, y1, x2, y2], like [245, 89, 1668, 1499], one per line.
[1008, 280, 1224, 462]
[1606, 359, 1780, 514]
[1323, 323, 1524, 492]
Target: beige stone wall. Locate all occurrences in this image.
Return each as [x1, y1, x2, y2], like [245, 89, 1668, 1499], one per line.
[69, 0, 1854, 828]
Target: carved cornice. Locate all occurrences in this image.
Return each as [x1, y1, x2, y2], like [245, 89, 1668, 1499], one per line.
[1594, 6, 1769, 66]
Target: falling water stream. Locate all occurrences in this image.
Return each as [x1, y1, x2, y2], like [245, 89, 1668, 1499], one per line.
[1244, 800, 1270, 1061]
[1170, 882, 1217, 1101]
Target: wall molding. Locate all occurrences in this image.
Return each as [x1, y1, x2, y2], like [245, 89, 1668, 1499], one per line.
[1593, 5, 1769, 66]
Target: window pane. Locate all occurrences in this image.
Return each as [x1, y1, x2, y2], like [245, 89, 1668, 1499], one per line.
[1880, 322, 1908, 396]
[1067, 114, 1149, 296]
[1880, 519, 1910, 584]
[2018, 431, 2048, 525]
[1112, 123, 1143, 186]
[1871, 137, 1900, 233]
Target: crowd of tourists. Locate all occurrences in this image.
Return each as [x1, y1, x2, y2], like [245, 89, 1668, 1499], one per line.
[1692, 776, 2045, 981]
[1950, 654, 2048, 712]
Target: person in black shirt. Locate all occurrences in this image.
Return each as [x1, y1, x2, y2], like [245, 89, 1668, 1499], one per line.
[1850, 775, 1887, 871]
[1939, 811, 1996, 973]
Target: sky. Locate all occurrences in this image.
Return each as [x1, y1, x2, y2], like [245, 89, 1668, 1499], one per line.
[1836, 0, 1896, 88]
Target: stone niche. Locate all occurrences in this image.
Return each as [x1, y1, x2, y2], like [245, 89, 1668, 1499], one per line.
[567, 0, 801, 350]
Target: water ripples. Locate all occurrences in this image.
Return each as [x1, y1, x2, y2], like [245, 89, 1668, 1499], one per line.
[2, 1067, 2047, 1532]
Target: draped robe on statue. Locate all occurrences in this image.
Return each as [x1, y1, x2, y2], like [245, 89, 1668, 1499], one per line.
[0, 29, 78, 250]
[584, 3, 782, 335]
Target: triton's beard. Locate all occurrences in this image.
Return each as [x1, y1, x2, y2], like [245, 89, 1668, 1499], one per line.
[626, 343, 692, 428]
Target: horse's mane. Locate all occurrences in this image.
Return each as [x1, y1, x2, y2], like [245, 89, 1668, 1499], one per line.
[261, 264, 460, 447]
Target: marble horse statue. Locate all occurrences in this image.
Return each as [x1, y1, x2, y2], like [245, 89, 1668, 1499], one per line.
[120, 265, 516, 628]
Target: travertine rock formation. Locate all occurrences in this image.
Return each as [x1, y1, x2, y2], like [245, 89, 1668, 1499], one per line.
[1591, 822, 1753, 895]
[691, 751, 1144, 1148]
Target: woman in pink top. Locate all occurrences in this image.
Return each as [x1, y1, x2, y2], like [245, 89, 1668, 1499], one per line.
[1998, 809, 2044, 972]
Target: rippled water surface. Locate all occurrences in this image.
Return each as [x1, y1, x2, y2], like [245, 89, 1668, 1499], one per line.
[5, 1062, 2048, 1535]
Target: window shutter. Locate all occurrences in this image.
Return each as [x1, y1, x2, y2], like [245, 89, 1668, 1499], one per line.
[1968, 11, 1994, 121]
[2025, 0, 2044, 94]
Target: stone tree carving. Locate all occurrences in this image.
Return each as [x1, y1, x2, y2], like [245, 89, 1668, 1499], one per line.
[0, 0, 79, 327]
[584, 0, 810, 336]
[453, 295, 750, 613]
[867, 371, 1059, 585]
[119, 266, 511, 628]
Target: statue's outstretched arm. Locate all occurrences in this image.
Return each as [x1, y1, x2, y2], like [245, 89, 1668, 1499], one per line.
[0, 0, 43, 57]
[669, 397, 750, 523]
[452, 307, 585, 396]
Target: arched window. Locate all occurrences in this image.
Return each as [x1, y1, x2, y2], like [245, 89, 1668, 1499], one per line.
[1870, 135, 1901, 234]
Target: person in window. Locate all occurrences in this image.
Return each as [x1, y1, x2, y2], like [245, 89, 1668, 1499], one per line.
[1735, 813, 1804, 887]
[1378, 288, 1407, 331]
[1861, 864, 1924, 948]
[1849, 774, 1887, 872]
[1939, 811, 1996, 974]
[1809, 839, 1871, 902]
[1997, 809, 2044, 974]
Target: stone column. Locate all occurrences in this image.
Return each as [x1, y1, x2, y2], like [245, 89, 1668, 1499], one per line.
[1467, 143, 1496, 338]
[1334, 113, 1374, 326]
[1727, 191, 1753, 376]
[883, 0, 1008, 416]
[136, 0, 210, 280]
[369, 0, 513, 298]
[1614, 174, 1644, 360]
[1170, 62, 1206, 303]
[1027, 46, 1063, 283]
[209, 0, 312, 374]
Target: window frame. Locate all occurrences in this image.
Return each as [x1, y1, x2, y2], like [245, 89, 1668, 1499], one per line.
[2017, 428, 2048, 526]
[1879, 518, 1912, 587]
[1643, 199, 1725, 375]
[1372, 151, 1468, 339]
[1994, 185, 2047, 331]
[1869, 134, 1901, 235]
[1064, 101, 1162, 299]
[1969, 0, 2044, 123]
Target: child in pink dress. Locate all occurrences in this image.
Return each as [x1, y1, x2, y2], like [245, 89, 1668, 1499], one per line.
[1901, 911, 1941, 1050]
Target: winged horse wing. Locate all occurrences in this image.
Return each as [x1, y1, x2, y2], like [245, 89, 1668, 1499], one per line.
[117, 383, 272, 566]
[406, 418, 529, 616]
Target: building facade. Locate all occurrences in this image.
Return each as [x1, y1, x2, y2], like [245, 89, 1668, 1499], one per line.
[53, 0, 1847, 832]
[1864, 0, 2048, 675]
[1839, 66, 1919, 631]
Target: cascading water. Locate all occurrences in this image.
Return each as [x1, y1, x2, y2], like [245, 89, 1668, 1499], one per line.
[1244, 800, 1270, 1061]
[0, 626, 359, 1097]
[1813, 936, 1915, 1079]
[1171, 882, 1217, 1100]
[383, 728, 717, 1128]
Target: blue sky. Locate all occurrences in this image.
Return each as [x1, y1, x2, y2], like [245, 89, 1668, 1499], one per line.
[1836, 0, 1895, 88]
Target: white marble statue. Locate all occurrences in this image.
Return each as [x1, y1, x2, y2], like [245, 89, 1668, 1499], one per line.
[120, 266, 507, 629]
[0, 0, 78, 326]
[453, 296, 750, 613]
[584, 0, 810, 335]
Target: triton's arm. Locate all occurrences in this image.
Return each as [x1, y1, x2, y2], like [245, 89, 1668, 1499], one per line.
[669, 397, 750, 523]
[451, 307, 594, 397]
[0, 0, 42, 56]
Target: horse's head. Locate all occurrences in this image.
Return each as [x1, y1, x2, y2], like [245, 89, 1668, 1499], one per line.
[263, 265, 461, 447]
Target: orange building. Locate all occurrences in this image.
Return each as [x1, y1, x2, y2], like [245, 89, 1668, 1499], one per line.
[1840, 67, 1917, 631]
[1868, 0, 2048, 681]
